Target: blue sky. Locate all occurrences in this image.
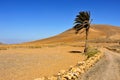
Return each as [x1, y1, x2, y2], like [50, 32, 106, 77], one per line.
[0, 0, 120, 44]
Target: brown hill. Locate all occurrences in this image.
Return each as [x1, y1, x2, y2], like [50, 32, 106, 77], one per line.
[26, 24, 120, 44]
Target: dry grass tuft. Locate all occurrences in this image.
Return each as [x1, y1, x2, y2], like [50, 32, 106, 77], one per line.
[86, 48, 100, 58]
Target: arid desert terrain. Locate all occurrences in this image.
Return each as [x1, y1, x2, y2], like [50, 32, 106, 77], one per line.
[0, 24, 120, 80]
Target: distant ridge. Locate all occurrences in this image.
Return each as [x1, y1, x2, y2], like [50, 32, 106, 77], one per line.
[0, 42, 4, 45]
[25, 24, 120, 44]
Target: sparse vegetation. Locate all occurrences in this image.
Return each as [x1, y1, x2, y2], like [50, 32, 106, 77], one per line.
[28, 46, 42, 48]
[0, 47, 7, 50]
[106, 45, 120, 53]
[89, 39, 120, 43]
[86, 48, 100, 58]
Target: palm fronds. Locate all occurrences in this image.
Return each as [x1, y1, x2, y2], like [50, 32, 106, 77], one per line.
[73, 11, 91, 53]
[73, 24, 84, 34]
[73, 11, 90, 34]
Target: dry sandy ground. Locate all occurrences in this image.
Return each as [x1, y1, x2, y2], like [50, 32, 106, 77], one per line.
[0, 24, 119, 80]
[0, 45, 86, 80]
[79, 48, 120, 80]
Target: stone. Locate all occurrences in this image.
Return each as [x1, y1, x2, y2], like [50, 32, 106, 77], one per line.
[63, 72, 73, 80]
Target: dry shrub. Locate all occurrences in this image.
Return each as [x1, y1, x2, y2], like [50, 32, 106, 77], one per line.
[86, 48, 100, 58]
[0, 47, 7, 50]
[28, 46, 42, 48]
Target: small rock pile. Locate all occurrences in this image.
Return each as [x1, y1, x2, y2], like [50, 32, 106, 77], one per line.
[34, 52, 104, 80]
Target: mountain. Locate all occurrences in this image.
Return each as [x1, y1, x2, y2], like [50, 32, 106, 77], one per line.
[0, 42, 4, 45]
[26, 24, 120, 44]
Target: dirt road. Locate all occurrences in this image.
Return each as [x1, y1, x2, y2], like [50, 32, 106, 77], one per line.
[79, 49, 120, 80]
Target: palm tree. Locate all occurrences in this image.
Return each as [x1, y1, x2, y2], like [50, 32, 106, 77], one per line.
[73, 11, 91, 53]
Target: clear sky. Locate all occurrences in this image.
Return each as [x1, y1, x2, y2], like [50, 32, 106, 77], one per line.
[0, 0, 120, 44]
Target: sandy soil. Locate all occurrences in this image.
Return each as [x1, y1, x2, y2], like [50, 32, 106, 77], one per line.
[0, 25, 120, 80]
[0, 45, 86, 80]
[79, 48, 120, 80]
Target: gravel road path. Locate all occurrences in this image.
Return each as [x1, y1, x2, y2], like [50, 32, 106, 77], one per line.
[79, 49, 120, 80]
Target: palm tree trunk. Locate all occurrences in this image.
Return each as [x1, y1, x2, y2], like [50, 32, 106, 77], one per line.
[84, 27, 89, 53]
